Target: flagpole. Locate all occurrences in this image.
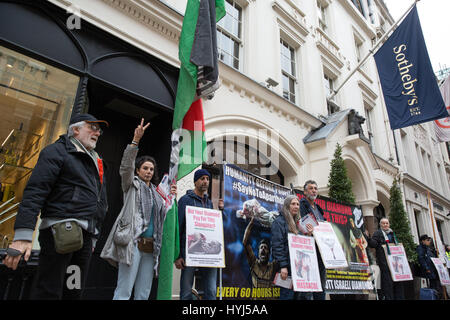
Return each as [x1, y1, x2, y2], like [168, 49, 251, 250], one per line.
[328, 0, 420, 100]
[427, 190, 439, 257]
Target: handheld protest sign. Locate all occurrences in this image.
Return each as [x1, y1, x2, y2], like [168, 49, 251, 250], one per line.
[430, 257, 450, 285]
[185, 205, 225, 268]
[313, 222, 348, 269]
[288, 234, 322, 292]
[382, 243, 413, 282]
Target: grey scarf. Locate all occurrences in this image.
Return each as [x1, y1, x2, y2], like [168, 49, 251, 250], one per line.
[135, 179, 155, 239]
[135, 178, 165, 274]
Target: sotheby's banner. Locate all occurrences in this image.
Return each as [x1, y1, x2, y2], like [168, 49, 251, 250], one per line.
[374, 5, 447, 130]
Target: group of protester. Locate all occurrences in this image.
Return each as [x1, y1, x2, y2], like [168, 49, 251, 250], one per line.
[2, 114, 448, 300]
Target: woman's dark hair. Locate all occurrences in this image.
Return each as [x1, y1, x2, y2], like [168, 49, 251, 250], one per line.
[135, 155, 159, 185]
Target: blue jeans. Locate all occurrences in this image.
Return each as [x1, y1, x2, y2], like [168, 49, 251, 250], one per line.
[279, 287, 294, 300]
[113, 243, 155, 300]
[180, 266, 217, 300]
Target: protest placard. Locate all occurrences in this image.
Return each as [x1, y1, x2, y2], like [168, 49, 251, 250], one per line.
[294, 191, 372, 294]
[431, 257, 450, 285]
[382, 243, 413, 282]
[313, 222, 348, 269]
[297, 213, 318, 235]
[185, 205, 225, 268]
[288, 234, 322, 292]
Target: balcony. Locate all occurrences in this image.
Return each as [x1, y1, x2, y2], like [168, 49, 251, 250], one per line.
[314, 27, 349, 71]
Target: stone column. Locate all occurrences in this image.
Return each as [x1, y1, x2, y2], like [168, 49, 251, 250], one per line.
[357, 199, 380, 235]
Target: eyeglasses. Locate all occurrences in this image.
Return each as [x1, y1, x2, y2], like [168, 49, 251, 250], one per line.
[88, 123, 103, 135]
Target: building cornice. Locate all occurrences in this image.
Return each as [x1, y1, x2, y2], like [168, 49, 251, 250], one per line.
[218, 62, 323, 133]
[47, 0, 182, 67]
[101, 0, 182, 41]
[401, 172, 450, 206]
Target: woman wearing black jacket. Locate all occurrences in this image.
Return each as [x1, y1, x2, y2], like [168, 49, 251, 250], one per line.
[271, 195, 300, 300]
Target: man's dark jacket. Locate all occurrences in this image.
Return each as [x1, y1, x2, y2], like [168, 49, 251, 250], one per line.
[367, 229, 396, 271]
[299, 197, 326, 275]
[14, 134, 108, 236]
[416, 243, 438, 279]
[299, 197, 325, 220]
[178, 189, 213, 260]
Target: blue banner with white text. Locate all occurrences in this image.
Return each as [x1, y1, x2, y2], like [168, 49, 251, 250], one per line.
[374, 5, 447, 130]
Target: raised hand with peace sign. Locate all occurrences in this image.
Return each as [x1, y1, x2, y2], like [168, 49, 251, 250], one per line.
[131, 118, 150, 146]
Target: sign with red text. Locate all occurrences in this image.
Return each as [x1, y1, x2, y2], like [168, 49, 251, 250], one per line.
[185, 206, 225, 268]
[383, 244, 413, 282]
[313, 222, 348, 269]
[295, 191, 372, 294]
[288, 234, 322, 292]
[431, 257, 450, 285]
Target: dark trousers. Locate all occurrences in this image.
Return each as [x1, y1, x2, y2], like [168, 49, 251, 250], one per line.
[30, 228, 93, 300]
[429, 278, 443, 299]
[380, 267, 404, 300]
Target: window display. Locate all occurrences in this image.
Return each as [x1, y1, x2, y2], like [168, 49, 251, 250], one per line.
[0, 46, 79, 248]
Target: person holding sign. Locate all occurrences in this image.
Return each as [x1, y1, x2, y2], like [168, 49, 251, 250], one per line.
[101, 119, 176, 300]
[366, 218, 404, 300]
[175, 169, 224, 300]
[298, 180, 326, 300]
[416, 234, 442, 299]
[271, 195, 301, 300]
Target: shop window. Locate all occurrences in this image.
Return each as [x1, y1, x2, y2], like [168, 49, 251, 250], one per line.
[0, 46, 79, 248]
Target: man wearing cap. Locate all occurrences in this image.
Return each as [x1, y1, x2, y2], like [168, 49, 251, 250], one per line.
[3, 113, 109, 299]
[175, 168, 223, 300]
[417, 234, 442, 298]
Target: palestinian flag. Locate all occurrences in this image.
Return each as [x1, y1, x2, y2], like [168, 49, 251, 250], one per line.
[157, 0, 225, 300]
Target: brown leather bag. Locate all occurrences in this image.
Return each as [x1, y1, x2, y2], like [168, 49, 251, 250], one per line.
[137, 237, 154, 253]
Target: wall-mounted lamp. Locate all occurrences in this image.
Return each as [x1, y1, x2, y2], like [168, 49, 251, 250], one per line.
[265, 77, 279, 89]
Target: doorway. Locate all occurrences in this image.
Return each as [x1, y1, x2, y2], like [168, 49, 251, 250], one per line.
[82, 79, 173, 299]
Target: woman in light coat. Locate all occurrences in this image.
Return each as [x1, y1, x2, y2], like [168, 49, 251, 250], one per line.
[101, 119, 176, 300]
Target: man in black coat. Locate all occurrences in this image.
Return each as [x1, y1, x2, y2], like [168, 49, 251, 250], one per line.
[366, 217, 404, 300]
[4, 113, 109, 299]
